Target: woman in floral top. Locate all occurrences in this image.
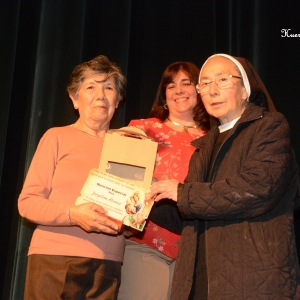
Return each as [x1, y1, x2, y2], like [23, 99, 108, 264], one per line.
[118, 62, 210, 300]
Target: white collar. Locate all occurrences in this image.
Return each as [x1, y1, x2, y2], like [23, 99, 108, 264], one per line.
[218, 117, 240, 133]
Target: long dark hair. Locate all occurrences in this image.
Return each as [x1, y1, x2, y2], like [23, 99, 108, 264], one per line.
[149, 61, 210, 131]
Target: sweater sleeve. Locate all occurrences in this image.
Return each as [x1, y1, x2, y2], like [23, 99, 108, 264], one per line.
[18, 130, 71, 225]
[178, 113, 298, 221]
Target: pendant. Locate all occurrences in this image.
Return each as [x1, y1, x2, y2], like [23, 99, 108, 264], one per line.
[183, 127, 188, 133]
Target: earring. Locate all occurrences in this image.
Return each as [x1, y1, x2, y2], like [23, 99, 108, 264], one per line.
[164, 103, 168, 109]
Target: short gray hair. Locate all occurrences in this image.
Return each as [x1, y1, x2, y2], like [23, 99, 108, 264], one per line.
[67, 55, 126, 100]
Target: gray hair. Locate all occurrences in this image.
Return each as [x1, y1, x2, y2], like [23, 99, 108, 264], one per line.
[67, 55, 126, 100]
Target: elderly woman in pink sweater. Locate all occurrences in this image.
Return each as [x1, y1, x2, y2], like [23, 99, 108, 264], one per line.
[18, 55, 126, 300]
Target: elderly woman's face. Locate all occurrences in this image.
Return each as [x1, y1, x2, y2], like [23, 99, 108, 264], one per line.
[70, 74, 119, 127]
[200, 57, 248, 124]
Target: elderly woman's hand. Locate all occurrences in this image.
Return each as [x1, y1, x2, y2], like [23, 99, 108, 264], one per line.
[69, 203, 119, 235]
[149, 179, 179, 202]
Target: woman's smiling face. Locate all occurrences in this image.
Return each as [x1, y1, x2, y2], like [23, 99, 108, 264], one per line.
[165, 70, 198, 119]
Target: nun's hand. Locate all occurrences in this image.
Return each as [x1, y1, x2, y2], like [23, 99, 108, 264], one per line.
[149, 179, 179, 202]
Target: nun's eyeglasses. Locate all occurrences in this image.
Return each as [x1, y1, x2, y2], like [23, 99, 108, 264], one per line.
[196, 74, 242, 94]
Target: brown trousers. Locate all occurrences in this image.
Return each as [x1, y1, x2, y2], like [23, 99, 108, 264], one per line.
[24, 254, 121, 300]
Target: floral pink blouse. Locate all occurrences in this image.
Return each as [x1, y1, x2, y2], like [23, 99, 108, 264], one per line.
[129, 118, 206, 259]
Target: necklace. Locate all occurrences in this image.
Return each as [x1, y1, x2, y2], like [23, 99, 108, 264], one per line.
[167, 118, 199, 133]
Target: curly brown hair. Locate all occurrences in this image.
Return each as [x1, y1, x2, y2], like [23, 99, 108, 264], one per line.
[149, 61, 210, 131]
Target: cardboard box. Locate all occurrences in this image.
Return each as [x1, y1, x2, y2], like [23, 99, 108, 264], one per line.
[76, 127, 158, 231]
[98, 126, 158, 190]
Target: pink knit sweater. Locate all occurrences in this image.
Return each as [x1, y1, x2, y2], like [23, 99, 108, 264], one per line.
[18, 125, 124, 261]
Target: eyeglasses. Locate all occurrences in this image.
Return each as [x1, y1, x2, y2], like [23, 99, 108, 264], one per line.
[196, 74, 242, 94]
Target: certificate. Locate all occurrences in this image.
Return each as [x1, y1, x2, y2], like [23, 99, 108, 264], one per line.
[75, 169, 155, 231]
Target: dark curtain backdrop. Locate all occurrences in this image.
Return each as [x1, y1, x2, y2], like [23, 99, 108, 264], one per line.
[1, 0, 300, 298]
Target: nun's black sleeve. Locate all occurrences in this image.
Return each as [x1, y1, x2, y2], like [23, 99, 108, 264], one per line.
[149, 199, 184, 234]
[294, 174, 300, 211]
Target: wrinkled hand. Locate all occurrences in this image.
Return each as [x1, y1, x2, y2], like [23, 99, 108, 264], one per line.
[69, 203, 119, 235]
[149, 179, 179, 202]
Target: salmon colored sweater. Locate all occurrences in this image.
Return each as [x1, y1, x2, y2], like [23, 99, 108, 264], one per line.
[18, 125, 124, 261]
